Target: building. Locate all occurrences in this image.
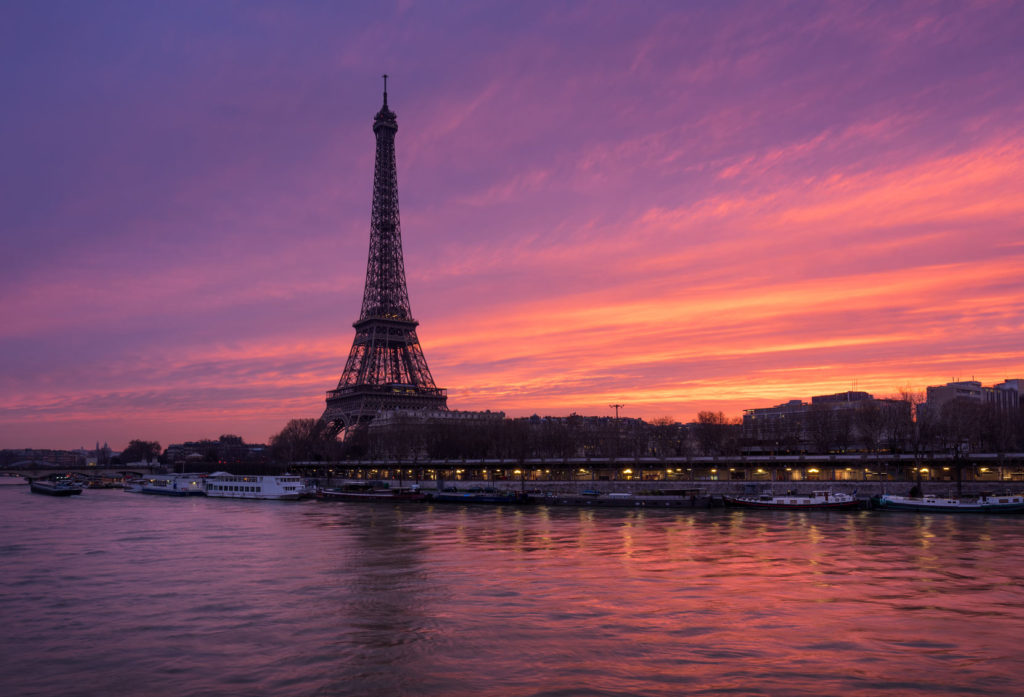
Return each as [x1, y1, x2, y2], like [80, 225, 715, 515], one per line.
[0, 448, 86, 468]
[164, 437, 268, 468]
[922, 380, 1022, 419]
[742, 391, 910, 453]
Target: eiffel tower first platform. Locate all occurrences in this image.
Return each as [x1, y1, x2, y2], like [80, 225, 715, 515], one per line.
[322, 79, 448, 433]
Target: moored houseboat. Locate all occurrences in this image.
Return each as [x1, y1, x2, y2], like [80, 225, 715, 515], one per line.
[318, 483, 427, 502]
[875, 492, 1024, 513]
[139, 474, 206, 496]
[724, 490, 860, 510]
[29, 476, 83, 496]
[432, 488, 532, 505]
[540, 490, 710, 508]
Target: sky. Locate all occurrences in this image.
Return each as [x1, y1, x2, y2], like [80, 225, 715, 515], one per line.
[2, 1, 1023, 450]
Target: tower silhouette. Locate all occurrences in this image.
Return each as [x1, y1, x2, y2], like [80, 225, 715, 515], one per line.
[322, 78, 448, 432]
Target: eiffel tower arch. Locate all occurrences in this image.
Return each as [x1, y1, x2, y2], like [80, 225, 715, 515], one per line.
[322, 79, 448, 434]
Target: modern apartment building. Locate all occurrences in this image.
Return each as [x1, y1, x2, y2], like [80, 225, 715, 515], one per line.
[742, 391, 910, 453]
[921, 379, 1022, 420]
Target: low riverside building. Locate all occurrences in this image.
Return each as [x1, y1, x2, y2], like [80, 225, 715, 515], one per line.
[0, 448, 86, 468]
[164, 436, 269, 469]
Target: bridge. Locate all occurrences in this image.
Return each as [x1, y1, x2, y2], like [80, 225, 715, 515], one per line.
[1, 464, 162, 481]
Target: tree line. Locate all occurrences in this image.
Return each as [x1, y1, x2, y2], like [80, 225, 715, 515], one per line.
[110, 395, 1022, 470]
[266, 397, 1024, 464]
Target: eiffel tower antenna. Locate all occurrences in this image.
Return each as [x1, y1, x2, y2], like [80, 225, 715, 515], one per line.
[322, 82, 448, 433]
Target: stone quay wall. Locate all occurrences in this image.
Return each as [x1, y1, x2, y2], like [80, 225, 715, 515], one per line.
[320, 477, 1021, 498]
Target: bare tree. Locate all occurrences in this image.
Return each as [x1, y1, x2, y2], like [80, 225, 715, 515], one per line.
[979, 404, 1016, 454]
[833, 410, 853, 453]
[695, 411, 738, 455]
[270, 418, 337, 463]
[896, 388, 926, 454]
[854, 401, 885, 453]
[650, 417, 681, 457]
[939, 398, 985, 491]
[806, 404, 833, 454]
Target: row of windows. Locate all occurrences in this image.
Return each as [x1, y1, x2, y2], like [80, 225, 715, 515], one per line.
[211, 476, 300, 483]
[210, 485, 262, 492]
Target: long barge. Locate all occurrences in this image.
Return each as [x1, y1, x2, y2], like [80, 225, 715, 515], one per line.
[30, 477, 83, 496]
[724, 490, 860, 510]
[875, 492, 1024, 513]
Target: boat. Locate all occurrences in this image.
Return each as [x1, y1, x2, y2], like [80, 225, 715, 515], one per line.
[540, 490, 710, 508]
[723, 489, 860, 510]
[139, 474, 205, 496]
[432, 487, 532, 504]
[318, 483, 427, 502]
[29, 476, 84, 496]
[204, 472, 305, 500]
[875, 492, 1024, 513]
[123, 477, 146, 493]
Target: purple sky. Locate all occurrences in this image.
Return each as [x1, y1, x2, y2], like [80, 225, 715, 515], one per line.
[2, 1, 1023, 450]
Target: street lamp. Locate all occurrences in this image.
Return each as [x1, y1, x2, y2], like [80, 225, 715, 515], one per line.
[609, 403, 625, 469]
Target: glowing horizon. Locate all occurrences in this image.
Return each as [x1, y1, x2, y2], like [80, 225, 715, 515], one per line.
[2, 2, 1023, 450]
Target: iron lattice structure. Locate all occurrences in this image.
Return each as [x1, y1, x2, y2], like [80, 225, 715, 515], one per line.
[322, 83, 447, 432]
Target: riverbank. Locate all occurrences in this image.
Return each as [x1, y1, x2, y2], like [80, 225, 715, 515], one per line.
[315, 477, 1017, 498]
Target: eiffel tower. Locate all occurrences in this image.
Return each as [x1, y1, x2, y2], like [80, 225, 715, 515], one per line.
[322, 77, 448, 433]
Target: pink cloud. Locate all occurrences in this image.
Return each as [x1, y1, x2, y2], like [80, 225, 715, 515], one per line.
[3, 2, 1024, 448]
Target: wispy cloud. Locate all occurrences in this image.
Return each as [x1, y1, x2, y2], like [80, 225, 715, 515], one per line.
[2, 1, 1023, 448]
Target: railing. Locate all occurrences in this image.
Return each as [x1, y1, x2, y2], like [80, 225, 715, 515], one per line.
[326, 385, 447, 399]
[296, 452, 1024, 467]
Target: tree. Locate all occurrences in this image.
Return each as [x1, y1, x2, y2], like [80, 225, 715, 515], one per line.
[650, 417, 681, 457]
[854, 401, 885, 454]
[806, 404, 834, 454]
[270, 418, 338, 463]
[832, 410, 853, 452]
[938, 398, 985, 492]
[695, 411, 729, 456]
[979, 404, 1016, 454]
[896, 388, 926, 455]
[939, 398, 984, 451]
[120, 440, 161, 464]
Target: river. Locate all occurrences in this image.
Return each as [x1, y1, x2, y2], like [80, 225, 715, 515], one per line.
[2, 484, 1023, 696]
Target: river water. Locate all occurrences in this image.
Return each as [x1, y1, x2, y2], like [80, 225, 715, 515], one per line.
[2, 484, 1023, 697]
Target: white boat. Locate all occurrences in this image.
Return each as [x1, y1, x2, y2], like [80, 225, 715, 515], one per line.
[204, 472, 306, 500]
[876, 492, 1024, 513]
[139, 474, 205, 496]
[124, 477, 146, 493]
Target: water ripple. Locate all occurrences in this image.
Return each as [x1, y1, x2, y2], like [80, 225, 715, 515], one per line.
[2, 489, 1024, 696]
